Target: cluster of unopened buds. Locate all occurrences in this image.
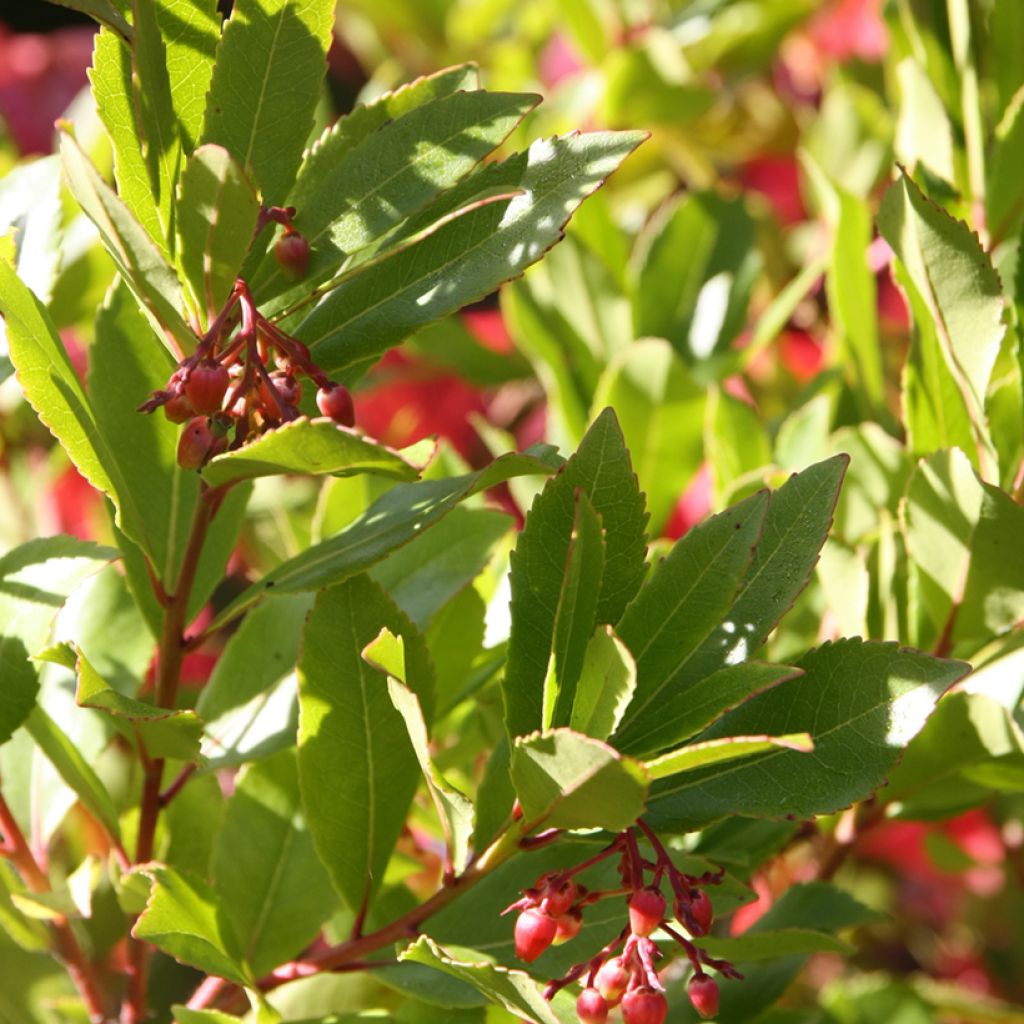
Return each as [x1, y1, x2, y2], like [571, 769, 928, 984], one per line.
[504, 821, 741, 1023]
[139, 207, 355, 469]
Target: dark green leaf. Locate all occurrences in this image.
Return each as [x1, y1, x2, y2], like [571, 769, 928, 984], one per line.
[213, 750, 337, 977]
[646, 639, 967, 831]
[134, 865, 250, 985]
[298, 576, 434, 912]
[504, 409, 648, 738]
[612, 491, 769, 754]
[201, 0, 335, 205]
[293, 131, 646, 382]
[510, 728, 648, 832]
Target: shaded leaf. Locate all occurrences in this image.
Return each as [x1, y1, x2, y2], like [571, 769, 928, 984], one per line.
[510, 728, 648, 833]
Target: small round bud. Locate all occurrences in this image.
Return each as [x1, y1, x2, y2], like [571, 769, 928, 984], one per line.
[316, 383, 355, 426]
[628, 887, 666, 937]
[185, 360, 229, 414]
[260, 371, 302, 409]
[576, 986, 610, 1024]
[163, 392, 194, 423]
[594, 957, 630, 1004]
[688, 974, 720, 1019]
[538, 874, 578, 916]
[513, 907, 556, 963]
[274, 229, 310, 279]
[688, 889, 713, 937]
[177, 417, 214, 470]
[621, 987, 668, 1024]
[553, 907, 583, 945]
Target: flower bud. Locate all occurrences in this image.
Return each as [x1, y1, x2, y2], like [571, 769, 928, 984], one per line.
[163, 392, 194, 423]
[688, 974, 719, 1019]
[553, 907, 583, 945]
[274, 229, 310, 279]
[513, 908, 556, 963]
[316, 383, 355, 426]
[628, 887, 666, 937]
[621, 987, 668, 1024]
[177, 417, 214, 470]
[576, 987, 609, 1024]
[688, 889, 713, 937]
[185, 361, 229, 414]
[594, 956, 630, 1004]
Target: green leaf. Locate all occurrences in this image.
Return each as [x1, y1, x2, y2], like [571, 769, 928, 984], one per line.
[879, 172, 1004, 478]
[134, 865, 251, 985]
[209, 446, 562, 631]
[198, 594, 311, 767]
[59, 134, 194, 354]
[298, 576, 434, 912]
[630, 191, 759, 372]
[611, 491, 769, 754]
[294, 131, 647, 381]
[255, 89, 539, 308]
[510, 728, 648, 832]
[802, 152, 885, 416]
[212, 750, 337, 978]
[50, 0, 131, 37]
[706, 388, 772, 501]
[0, 538, 116, 746]
[699, 929, 853, 961]
[370, 506, 512, 630]
[59, 645, 202, 761]
[201, 418, 420, 489]
[173, 1009, 245, 1024]
[0, 862, 50, 952]
[0, 156, 62, 305]
[176, 145, 260, 328]
[201, 0, 335, 205]
[504, 409, 648, 739]
[645, 733, 814, 781]
[546, 490, 605, 730]
[645, 639, 967, 832]
[882, 691, 1024, 817]
[894, 58, 956, 184]
[988, 85, 1024, 241]
[154, 0, 221, 151]
[24, 706, 121, 843]
[902, 447, 1024, 652]
[399, 937, 565, 1024]
[130, 0, 182, 248]
[591, 338, 705, 536]
[365, 632, 475, 874]
[568, 627, 636, 742]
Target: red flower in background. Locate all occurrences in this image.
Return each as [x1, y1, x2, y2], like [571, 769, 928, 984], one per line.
[0, 25, 95, 154]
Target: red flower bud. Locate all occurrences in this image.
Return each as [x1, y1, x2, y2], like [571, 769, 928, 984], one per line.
[177, 417, 214, 470]
[274, 229, 310, 279]
[163, 392, 194, 423]
[594, 956, 630, 1004]
[628, 887, 666, 937]
[553, 907, 583, 945]
[688, 974, 719, 1019]
[538, 873, 578, 916]
[688, 889, 713, 937]
[185, 361, 229, 414]
[621, 987, 668, 1024]
[316, 383, 355, 426]
[576, 986, 610, 1024]
[513, 907, 556, 963]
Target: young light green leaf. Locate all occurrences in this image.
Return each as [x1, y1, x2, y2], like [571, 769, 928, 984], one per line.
[611, 491, 769, 754]
[569, 627, 636, 742]
[209, 445, 562, 632]
[546, 490, 605, 730]
[134, 865, 251, 986]
[369, 506, 512, 629]
[365, 631, 475, 874]
[154, 0, 221, 150]
[510, 728, 648, 833]
[59, 134, 194, 355]
[706, 388, 772, 500]
[298, 576, 434, 912]
[130, 0, 182, 248]
[254, 90, 540, 307]
[173, 1008, 245, 1024]
[894, 58, 956, 184]
[24, 706, 121, 843]
[645, 733, 814, 781]
[294, 131, 647, 381]
[0, 538, 115, 747]
[399, 936, 564, 1024]
[879, 172, 1004, 479]
[201, 418, 420, 489]
[201, 0, 335, 205]
[902, 447, 1024, 653]
[645, 639, 968, 831]
[0, 862, 51, 951]
[177, 145, 260, 327]
[591, 338, 705, 536]
[89, 27, 166, 250]
[0, 156, 62, 306]
[212, 750, 337, 978]
[504, 409, 648, 739]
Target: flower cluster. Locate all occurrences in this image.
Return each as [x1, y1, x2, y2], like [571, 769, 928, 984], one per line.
[138, 207, 353, 470]
[505, 822, 741, 1023]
